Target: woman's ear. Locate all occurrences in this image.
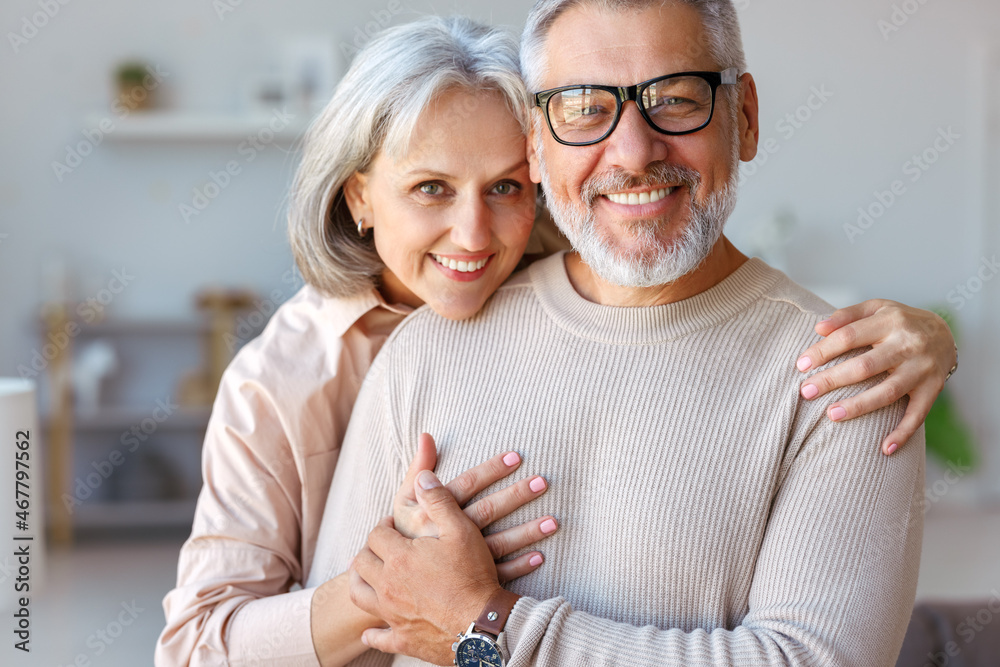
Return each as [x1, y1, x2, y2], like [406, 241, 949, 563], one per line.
[343, 171, 370, 222]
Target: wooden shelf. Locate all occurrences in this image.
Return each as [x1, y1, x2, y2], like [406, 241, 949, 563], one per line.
[37, 316, 209, 337]
[88, 111, 310, 143]
[74, 500, 198, 529]
[71, 407, 211, 432]
[78, 319, 210, 336]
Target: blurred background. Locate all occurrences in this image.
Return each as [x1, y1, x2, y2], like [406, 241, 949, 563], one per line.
[0, 0, 998, 664]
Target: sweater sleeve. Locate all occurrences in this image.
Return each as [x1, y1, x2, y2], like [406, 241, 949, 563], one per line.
[155, 367, 323, 667]
[500, 397, 924, 666]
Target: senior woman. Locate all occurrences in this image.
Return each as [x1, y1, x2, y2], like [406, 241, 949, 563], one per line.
[157, 15, 956, 667]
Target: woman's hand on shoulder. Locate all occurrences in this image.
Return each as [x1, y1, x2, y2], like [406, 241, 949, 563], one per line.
[392, 433, 556, 583]
[795, 299, 956, 456]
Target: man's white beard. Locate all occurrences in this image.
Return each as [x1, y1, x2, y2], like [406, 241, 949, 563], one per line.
[537, 138, 741, 289]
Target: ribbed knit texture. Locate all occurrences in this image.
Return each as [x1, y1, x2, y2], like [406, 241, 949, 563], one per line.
[307, 253, 924, 667]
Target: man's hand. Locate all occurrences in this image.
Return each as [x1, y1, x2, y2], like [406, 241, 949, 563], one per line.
[350, 471, 504, 666]
[795, 299, 956, 456]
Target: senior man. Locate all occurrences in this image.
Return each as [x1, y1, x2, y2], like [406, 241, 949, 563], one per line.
[308, 1, 924, 665]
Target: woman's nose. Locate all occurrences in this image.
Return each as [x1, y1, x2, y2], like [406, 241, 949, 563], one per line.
[450, 197, 491, 251]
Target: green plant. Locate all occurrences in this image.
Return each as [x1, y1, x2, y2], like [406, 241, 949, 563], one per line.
[116, 62, 148, 85]
[923, 307, 976, 468]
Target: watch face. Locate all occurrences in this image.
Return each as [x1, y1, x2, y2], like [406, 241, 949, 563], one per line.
[456, 636, 503, 667]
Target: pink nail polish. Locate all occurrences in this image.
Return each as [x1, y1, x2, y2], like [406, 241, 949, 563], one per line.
[830, 406, 847, 421]
[797, 356, 812, 372]
[503, 452, 520, 467]
[540, 519, 557, 534]
[801, 384, 819, 400]
[529, 477, 546, 493]
[529, 554, 544, 567]
[886, 443, 899, 456]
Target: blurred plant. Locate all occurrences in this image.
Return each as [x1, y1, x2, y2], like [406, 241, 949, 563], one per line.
[115, 60, 154, 111]
[924, 308, 976, 468]
[115, 62, 148, 85]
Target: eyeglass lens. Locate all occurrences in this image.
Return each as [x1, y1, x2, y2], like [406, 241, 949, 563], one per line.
[546, 75, 715, 144]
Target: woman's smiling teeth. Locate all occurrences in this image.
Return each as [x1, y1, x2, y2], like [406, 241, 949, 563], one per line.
[605, 187, 675, 206]
[432, 254, 489, 272]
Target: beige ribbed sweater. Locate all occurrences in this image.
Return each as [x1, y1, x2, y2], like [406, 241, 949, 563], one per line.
[307, 252, 924, 666]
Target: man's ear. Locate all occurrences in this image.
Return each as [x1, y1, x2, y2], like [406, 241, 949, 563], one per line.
[737, 72, 760, 163]
[342, 171, 370, 222]
[526, 116, 544, 185]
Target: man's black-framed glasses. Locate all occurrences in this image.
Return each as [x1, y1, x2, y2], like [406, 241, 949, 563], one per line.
[533, 68, 739, 146]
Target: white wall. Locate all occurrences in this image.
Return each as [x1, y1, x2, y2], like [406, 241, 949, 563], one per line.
[1, 0, 997, 497]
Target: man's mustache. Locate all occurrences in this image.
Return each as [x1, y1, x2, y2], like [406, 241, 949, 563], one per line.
[580, 162, 702, 207]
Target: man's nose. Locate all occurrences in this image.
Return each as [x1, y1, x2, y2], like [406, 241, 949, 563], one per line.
[602, 101, 669, 172]
[450, 197, 491, 252]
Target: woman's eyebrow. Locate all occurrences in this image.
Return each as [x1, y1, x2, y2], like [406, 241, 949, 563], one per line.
[402, 158, 529, 182]
[403, 168, 455, 180]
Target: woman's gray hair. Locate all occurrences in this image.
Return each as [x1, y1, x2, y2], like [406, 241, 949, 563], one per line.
[288, 16, 529, 298]
[521, 0, 747, 94]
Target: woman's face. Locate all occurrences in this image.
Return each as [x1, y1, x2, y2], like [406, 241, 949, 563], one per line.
[345, 88, 536, 320]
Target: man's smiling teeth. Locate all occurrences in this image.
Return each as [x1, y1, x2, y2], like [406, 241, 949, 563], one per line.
[432, 255, 489, 272]
[605, 187, 675, 206]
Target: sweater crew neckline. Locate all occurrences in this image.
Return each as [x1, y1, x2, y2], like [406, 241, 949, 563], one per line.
[527, 251, 782, 345]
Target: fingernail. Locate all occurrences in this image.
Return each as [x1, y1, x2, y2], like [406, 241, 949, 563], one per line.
[529, 477, 546, 493]
[503, 452, 520, 467]
[819, 317, 832, 325]
[797, 356, 812, 372]
[540, 519, 557, 534]
[801, 384, 819, 400]
[529, 554, 544, 567]
[829, 406, 848, 421]
[361, 634, 369, 646]
[886, 443, 899, 456]
[418, 470, 441, 490]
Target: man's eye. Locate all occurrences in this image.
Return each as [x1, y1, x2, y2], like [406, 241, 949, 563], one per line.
[654, 96, 696, 109]
[419, 183, 443, 195]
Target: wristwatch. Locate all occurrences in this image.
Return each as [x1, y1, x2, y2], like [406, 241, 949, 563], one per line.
[452, 588, 520, 667]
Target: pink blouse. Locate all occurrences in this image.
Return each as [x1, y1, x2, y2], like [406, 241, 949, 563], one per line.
[156, 284, 411, 666]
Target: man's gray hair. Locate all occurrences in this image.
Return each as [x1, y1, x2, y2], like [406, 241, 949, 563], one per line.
[288, 16, 529, 298]
[521, 0, 747, 93]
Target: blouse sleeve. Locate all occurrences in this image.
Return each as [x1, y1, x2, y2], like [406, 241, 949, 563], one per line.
[155, 364, 325, 667]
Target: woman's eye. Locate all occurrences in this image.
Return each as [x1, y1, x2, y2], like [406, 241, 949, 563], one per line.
[419, 183, 443, 195]
[492, 181, 520, 196]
